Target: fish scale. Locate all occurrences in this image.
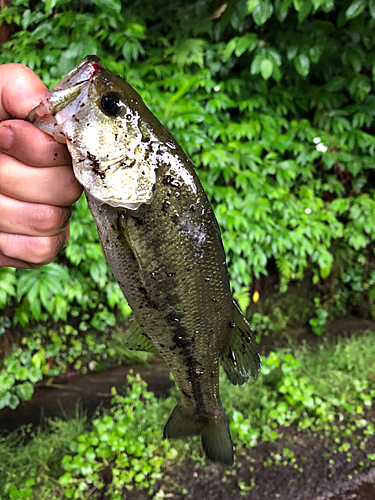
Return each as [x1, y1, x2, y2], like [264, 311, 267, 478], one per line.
[121, 161, 230, 417]
[28, 55, 261, 466]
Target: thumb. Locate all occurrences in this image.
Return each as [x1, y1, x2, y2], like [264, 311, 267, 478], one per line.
[0, 63, 47, 121]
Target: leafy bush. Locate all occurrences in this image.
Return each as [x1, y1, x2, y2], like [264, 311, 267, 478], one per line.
[2, 331, 375, 496]
[1, 0, 374, 318]
[0, 0, 374, 407]
[58, 373, 173, 499]
[0, 321, 151, 410]
[0, 415, 88, 499]
[225, 330, 375, 449]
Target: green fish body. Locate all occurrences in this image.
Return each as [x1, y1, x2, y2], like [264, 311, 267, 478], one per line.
[29, 56, 260, 466]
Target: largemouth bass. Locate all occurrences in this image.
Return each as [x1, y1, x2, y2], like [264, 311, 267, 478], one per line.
[28, 56, 260, 466]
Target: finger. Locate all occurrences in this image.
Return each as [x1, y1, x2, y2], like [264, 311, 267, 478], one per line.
[0, 227, 69, 267]
[0, 253, 46, 269]
[0, 193, 71, 236]
[0, 153, 82, 206]
[0, 63, 47, 120]
[0, 120, 71, 167]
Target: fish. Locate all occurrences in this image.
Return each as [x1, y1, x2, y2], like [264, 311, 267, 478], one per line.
[28, 55, 261, 466]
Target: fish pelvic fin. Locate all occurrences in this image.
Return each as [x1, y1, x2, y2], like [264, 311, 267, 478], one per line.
[220, 301, 261, 386]
[163, 403, 234, 466]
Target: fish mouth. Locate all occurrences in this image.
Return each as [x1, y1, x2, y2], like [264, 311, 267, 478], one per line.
[27, 55, 103, 122]
[53, 55, 103, 92]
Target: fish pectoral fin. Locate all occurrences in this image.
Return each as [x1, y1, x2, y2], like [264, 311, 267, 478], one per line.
[220, 301, 261, 386]
[124, 318, 160, 356]
[163, 403, 233, 466]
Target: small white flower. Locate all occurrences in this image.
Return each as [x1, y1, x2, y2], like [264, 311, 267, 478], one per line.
[305, 208, 312, 214]
[313, 137, 321, 144]
[316, 143, 328, 152]
[214, 85, 220, 92]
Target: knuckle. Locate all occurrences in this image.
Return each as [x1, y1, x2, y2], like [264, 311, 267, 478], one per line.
[31, 205, 71, 234]
[27, 233, 66, 263]
[65, 177, 83, 205]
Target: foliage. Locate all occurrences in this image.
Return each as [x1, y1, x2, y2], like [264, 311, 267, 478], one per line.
[0, 0, 374, 407]
[2, 330, 375, 496]
[58, 373, 173, 499]
[0, 373, 176, 499]
[0, 322, 150, 410]
[0, 415, 88, 499]
[309, 297, 329, 335]
[225, 330, 375, 448]
[0, 0, 373, 315]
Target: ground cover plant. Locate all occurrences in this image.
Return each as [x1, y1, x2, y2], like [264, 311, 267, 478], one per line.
[0, 0, 375, 411]
[1, 329, 375, 498]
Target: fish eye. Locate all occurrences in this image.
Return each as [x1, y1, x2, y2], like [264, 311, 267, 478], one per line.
[100, 93, 123, 117]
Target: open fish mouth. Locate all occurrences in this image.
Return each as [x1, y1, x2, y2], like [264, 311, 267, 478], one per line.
[27, 56, 104, 141]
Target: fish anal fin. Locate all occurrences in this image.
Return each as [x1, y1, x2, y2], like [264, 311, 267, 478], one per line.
[220, 301, 261, 386]
[124, 318, 160, 356]
[163, 403, 203, 439]
[164, 403, 233, 466]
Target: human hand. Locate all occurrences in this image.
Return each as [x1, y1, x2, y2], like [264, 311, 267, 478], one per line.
[0, 63, 82, 268]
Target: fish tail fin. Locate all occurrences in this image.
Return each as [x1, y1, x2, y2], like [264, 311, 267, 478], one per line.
[220, 301, 261, 386]
[201, 411, 233, 466]
[163, 403, 234, 466]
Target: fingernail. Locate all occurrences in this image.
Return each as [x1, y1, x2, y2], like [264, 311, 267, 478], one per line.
[0, 125, 13, 152]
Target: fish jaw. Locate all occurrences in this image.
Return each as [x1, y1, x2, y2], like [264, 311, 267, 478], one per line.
[27, 56, 102, 143]
[28, 56, 157, 209]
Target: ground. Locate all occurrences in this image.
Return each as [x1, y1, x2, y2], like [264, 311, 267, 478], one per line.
[1, 318, 375, 499]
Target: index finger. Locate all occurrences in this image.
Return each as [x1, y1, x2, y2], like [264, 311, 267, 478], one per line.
[0, 63, 47, 121]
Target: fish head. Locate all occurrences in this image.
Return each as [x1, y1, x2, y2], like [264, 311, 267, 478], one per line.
[28, 55, 157, 209]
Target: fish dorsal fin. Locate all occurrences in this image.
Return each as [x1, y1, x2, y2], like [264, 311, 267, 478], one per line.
[124, 318, 160, 356]
[220, 301, 261, 386]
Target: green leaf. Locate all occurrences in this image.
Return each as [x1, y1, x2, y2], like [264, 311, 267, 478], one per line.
[233, 288, 251, 313]
[58, 473, 73, 487]
[345, 0, 367, 19]
[247, 0, 259, 13]
[308, 45, 321, 63]
[91, 0, 121, 13]
[261, 58, 273, 79]
[349, 74, 372, 101]
[171, 39, 205, 68]
[0, 391, 12, 410]
[298, 0, 313, 22]
[0, 372, 15, 393]
[252, 0, 274, 25]
[223, 38, 237, 61]
[294, 53, 310, 76]
[250, 51, 265, 74]
[325, 76, 347, 92]
[15, 382, 34, 401]
[45, 0, 58, 12]
[234, 34, 258, 57]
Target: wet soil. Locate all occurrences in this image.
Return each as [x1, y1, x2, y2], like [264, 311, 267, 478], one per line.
[0, 359, 173, 433]
[1, 317, 375, 499]
[153, 434, 375, 500]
